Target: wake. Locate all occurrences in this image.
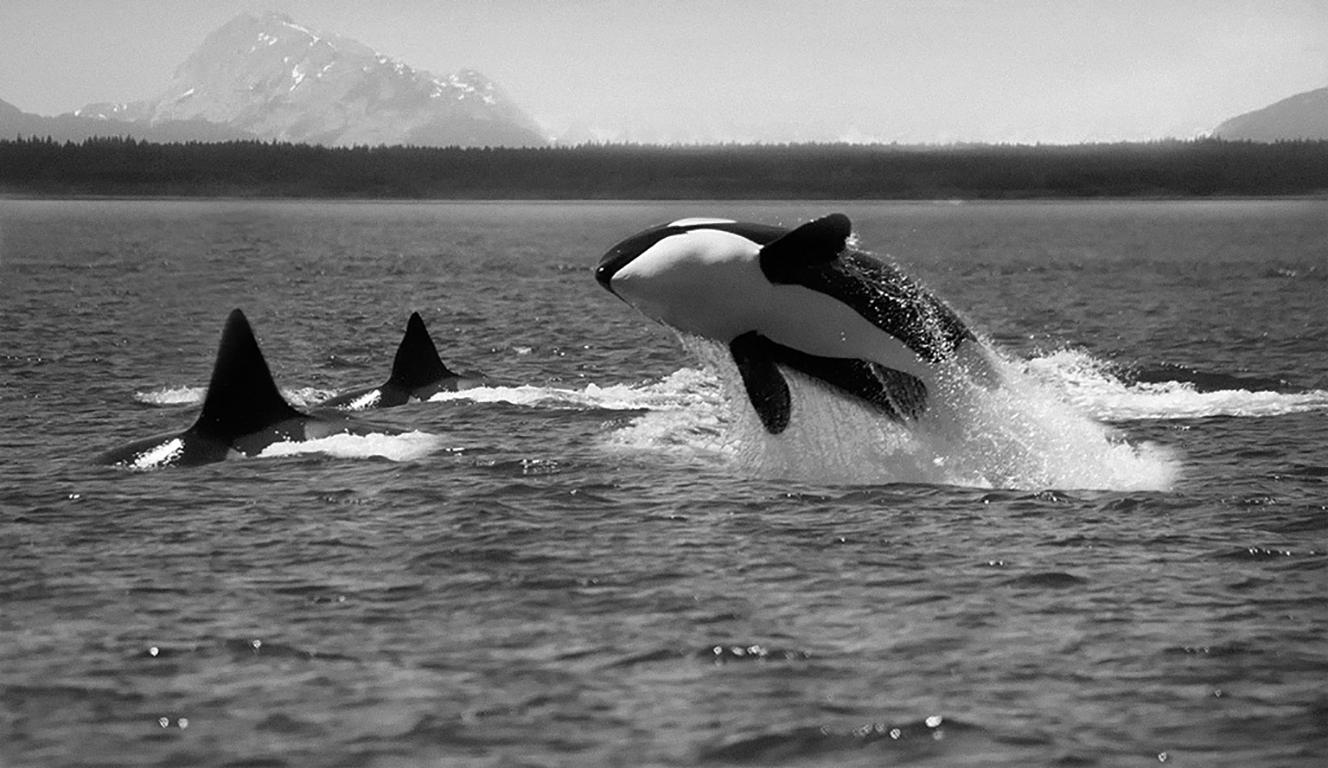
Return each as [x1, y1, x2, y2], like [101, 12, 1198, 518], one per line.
[130, 349, 1327, 487]
[600, 343, 1327, 491]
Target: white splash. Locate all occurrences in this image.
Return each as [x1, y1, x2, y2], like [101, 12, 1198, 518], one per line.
[126, 438, 185, 471]
[134, 386, 336, 409]
[606, 339, 1182, 491]
[342, 390, 382, 410]
[1022, 348, 1328, 420]
[134, 385, 205, 407]
[256, 430, 445, 462]
[428, 369, 721, 412]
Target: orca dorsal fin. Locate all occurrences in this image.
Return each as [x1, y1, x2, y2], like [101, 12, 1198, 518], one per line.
[193, 309, 301, 439]
[387, 312, 453, 389]
[759, 213, 853, 284]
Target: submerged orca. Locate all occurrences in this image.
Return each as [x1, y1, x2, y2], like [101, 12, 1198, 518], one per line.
[595, 213, 996, 434]
[320, 312, 487, 410]
[99, 309, 387, 469]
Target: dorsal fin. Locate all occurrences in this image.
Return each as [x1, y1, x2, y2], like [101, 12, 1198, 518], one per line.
[192, 309, 301, 439]
[759, 213, 853, 284]
[387, 312, 453, 389]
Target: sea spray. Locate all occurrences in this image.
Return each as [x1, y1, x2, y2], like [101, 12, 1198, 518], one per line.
[617, 337, 1180, 491]
[255, 430, 446, 462]
[135, 385, 336, 409]
[1021, 348, 1328, 420]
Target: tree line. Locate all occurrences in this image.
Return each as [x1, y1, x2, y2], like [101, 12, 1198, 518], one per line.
[2, 135, 1327, 198]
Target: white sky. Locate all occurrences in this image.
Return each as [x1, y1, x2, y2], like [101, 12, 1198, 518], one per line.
[1, 0, 1325, 143]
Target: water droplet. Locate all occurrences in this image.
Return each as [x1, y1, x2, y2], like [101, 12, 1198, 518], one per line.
[177, 718, 189, 729]
[925, 715, 944, 728]
[148, 646, 159, 657]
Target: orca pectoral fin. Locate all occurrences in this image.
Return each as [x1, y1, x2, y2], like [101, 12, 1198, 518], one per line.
[758, 212, 852, 284]
[729, 332, 791, 434]
[765, 343, 929, 422]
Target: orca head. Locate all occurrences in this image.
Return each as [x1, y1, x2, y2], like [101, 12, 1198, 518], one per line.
[595, 218, 789, 339]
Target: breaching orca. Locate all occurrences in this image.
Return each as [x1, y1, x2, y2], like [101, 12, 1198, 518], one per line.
[595, 213, 996, 434]
[320, 312, 488, 410]
[98, 309, 389, 469]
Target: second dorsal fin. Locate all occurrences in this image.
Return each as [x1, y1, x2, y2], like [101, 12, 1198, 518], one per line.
[387, 312, 453, 389]
[758, 213, 853, 284]
[193, 309, 302, 439]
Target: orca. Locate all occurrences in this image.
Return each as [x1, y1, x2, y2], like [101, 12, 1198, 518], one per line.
[98, 309, 389, 469]
[320, 311, 488, 410]
[595, 213, 997, 434]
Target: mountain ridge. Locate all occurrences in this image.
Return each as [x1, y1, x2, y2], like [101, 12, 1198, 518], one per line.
[1212, 86, 1328, 142]
[2, 12, 546, 148]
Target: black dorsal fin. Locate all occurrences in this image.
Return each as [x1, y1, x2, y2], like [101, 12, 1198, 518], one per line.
[387, 312, 453, 389]
[759, 213, 853, 284]
[193, 309, 301, 439]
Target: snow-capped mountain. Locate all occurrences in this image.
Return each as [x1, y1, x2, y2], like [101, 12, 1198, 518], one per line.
[69, 12, 546, 147]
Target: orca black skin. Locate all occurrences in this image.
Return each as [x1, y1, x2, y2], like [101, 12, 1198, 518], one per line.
[596, 213, 992, 434]
[319, 312, 488, 410]
[98, 309, 385, 469]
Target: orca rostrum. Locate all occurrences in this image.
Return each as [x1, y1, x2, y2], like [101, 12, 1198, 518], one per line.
[595, 213, 996, 434]
[99, 309, 384, 469]
[320, 311, 487, 410]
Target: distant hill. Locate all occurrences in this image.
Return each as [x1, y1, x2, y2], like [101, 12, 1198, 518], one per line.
[0, 97, 252, 143]
[4, 12, 546, 148]
[1212, 86, 1328, 141]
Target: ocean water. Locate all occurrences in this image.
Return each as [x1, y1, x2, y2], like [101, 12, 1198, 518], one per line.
[1, 198, 1325, 767]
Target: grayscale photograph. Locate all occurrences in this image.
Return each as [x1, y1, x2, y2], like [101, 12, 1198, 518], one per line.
[1, 1, 1326, 766]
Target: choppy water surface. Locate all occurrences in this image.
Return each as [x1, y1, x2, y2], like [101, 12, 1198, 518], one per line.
[2, 199, 1326, 767]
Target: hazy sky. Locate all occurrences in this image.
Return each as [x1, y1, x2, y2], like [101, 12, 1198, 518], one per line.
[1, 0, 1325, 143]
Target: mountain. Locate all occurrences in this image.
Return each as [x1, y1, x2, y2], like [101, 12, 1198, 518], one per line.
[1, 97, 252, 143]
[1212, 87, 1328, 142]
[68, 12, 547, 147]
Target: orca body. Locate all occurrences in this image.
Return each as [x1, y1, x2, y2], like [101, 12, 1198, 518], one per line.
[99, 309, 386, 470]
[595, 213, 995, 434]
[320, 312, 487, 410]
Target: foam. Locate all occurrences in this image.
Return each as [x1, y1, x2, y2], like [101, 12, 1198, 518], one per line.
[605, 339, 1184, 491]
[134, 385, 335, 409]
[1022, 348, 1328, 420]
[254, 430, 446, 462]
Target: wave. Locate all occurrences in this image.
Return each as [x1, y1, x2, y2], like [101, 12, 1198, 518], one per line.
[601, 340, 1181, 491]
[134, 385, 336, 409]
[255, 430, 446, 462]
[135, 350, 1325, 423]
[1021, 349, 1328, 420]
[598, 344, 1322, 490]
[129, 346, 1325, 488]
[426, 368, 722, 412]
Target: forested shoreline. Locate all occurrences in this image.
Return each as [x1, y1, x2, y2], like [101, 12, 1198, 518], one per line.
[3, 136, 1327, 199]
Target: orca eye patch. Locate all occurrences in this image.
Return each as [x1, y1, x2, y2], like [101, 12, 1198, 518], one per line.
[595, 218, 793, 292]
[595, 224, 687, 291]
